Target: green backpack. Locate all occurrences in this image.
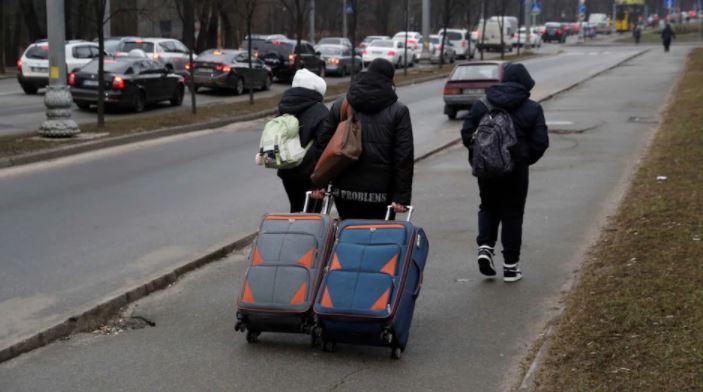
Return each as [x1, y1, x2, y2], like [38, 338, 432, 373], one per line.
[258, 114, 312, 169]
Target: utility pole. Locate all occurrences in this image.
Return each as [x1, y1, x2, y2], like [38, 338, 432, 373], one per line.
[404, 0, 409, 76]
[39, 0, 79, 137]
[419, 0, 432, 63]
[309, 0, 315, 44]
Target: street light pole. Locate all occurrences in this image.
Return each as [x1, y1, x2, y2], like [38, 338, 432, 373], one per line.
[39, 0, 79, 137]
[420, 0, 432, 63]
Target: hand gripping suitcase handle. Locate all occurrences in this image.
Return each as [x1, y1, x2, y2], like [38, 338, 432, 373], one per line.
[385, 205, 414, 222]
[304, 184, 334, 214]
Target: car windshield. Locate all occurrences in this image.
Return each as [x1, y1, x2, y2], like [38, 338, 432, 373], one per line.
[429, 37, 440, 44]
[318, 38, 340, 45]
[451, 64, 499, 81]
[197, 53, 237, 63]
[318, 47, 343, 56]
[546, 23, 561, 28]
[104, 41, 122, 53]
[122, 42, 155, 53]
[363, 36, 384, 43]
[26, 45, 49, 60]
[81, 59, 132, 74]
[442, 32, 463, 40]
[370, 40, 394, 48]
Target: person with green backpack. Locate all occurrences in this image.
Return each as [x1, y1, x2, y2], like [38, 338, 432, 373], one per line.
[256, 69, 329, 212]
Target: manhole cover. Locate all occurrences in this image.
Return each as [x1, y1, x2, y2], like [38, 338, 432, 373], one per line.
[628, 116, 658, 124]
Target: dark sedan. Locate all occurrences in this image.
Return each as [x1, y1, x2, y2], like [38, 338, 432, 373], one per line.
[69, 57, 185, 112]
[317, 45, 362, 76]
[257, 40, 325, 81]
[191, 49, 272, 94]
[443, 61, 505, 120]
[542, 22, 566, 43]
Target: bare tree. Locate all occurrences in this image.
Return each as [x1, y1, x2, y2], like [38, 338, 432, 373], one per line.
[18, 0, 45, 42]
[244, 0, 257, 104]
[278, 0, 310, 69]
[439, 0, 461, 68]
[480, 0, 487, 60]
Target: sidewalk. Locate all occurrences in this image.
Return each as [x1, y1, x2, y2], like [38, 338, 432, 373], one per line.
[0, 47, 689, 391]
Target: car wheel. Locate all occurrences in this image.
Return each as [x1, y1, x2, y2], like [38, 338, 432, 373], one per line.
[170, 85, 184, 106]
[20, 83, 38, 95]
[447, 107, 457, 120]
[262, 74, 272, 91]
[75, 101, 91, 110]
[319, 65, 326, 78]
[133, 91, 146, 113]
[191, 85, 200, 93]
[233, 77, 245, 96]
[340, 65, 347, 77]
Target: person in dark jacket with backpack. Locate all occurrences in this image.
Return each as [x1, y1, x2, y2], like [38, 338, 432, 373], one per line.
[273, 69, 329, 212]
[460, 63, 549, 282]
[313, 58, 414, 219]
[661, 23, 676, 52]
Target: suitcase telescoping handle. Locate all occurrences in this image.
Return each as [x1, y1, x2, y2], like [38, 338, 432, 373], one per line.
[304, 184, 334, 215]
[385, 205, 414, 222]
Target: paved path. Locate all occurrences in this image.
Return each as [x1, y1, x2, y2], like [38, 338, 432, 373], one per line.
[0, 46, 690, 390]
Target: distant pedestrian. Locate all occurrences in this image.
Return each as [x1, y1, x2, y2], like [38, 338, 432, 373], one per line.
[661, 23, 676, 52]
[633, 25, 642, 44]
[460, 63, 549, 283]
[266, 69, 329, 212]
[312, 58, 414, 220]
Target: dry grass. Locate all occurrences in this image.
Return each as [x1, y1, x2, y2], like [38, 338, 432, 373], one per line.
[533, 49, 703, 391]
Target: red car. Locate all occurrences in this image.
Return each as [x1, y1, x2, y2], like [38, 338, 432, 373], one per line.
[443, 61, 505, 120]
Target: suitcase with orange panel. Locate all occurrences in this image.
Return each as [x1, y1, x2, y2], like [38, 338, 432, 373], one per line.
[312, 207, 429, 359]
[235, 193, 335, 344]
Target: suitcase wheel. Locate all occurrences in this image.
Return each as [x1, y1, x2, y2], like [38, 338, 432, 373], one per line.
[381, 330, 394, 345]
[322, 340, 336, 352]
[246, 330, 261, 343]
[234, 321, 244, 332]
[391, 347, 402, 360]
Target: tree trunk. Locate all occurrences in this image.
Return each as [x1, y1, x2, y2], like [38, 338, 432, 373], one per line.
[96, 1, 106, 128]
[480, 0, 487, 60]
[0, 0, 5, 74]
[18, 0, 46, 41]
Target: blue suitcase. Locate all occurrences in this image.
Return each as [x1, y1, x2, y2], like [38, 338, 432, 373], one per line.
[312, 208, 429, 359]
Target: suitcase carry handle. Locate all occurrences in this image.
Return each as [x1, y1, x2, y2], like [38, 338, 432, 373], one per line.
[385, 205, 414, 222]
[413, 270, 424, 299]
[304, 184, 334, 214]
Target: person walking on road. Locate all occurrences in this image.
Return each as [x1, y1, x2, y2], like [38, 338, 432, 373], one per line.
[271, 69, 329, 213]
[313, 58, 414, 220]
[633, 24, 642, 44]
[460, 63, 549, 282]
[661, 23, 676, 52]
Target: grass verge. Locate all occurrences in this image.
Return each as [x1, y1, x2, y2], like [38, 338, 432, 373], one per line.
[533, 48, 703, 391]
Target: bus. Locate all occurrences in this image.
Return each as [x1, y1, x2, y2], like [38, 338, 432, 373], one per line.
[615, 0, 645, 32]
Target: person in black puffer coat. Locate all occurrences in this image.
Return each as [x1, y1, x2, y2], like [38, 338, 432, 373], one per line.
[276, 69, 329, 213]
[460, 63, 549, 283]
[314, 58, 414, 220]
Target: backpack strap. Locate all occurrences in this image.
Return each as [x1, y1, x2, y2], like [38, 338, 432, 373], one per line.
[480, 97, 494, 112]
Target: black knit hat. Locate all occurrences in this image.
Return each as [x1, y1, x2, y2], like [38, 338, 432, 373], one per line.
[367, 58, 395, 80]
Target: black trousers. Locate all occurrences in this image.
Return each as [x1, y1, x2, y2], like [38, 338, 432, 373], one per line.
[280, 176, 321, 213]
[663, 38, 671, 52]
[335, 199, 389, 220]
[476, 165, 529, 265]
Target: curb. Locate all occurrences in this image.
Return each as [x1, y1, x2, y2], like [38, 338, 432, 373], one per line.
[0, 50, 647, 364]
[0, 71, 452, 170]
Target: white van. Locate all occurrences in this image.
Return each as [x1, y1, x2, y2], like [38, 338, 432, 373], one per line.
[588, 13, 611, 34]
[476, 20, 514, 52]
[437, 28, 476, 59]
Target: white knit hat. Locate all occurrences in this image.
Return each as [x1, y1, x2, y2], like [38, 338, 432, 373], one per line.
[292, 68, 327, 96]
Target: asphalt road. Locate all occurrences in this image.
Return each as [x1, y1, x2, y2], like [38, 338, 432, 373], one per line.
[0, 45, 645, 358]
[0, 45, 688, 391]
[0, 45, 569, 137]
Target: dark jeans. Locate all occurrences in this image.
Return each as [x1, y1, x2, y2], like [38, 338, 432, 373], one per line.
[476, 165, 529, 265]
[280, 176, 321, 213]
[335, 199, 389, 220]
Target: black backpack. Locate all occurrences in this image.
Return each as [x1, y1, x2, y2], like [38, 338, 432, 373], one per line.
[471, 98, 518, 178]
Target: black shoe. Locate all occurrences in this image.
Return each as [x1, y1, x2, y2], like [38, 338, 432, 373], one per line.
[503, 263, 522, 283]
[477, 245, 496, 276]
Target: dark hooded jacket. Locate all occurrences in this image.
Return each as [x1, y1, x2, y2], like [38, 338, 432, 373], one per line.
[314, 69, 414, 205]
[461, 63, 549, 166]
[661, 24, 676, 41]
[277, 87, 329, 181]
